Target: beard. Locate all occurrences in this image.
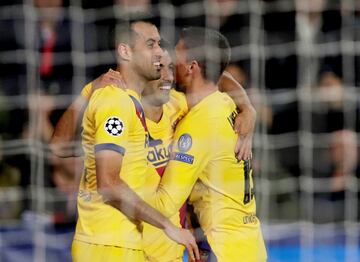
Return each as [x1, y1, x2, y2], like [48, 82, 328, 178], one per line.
[133, 58, 161, 82]
[140, 66, 161, 81]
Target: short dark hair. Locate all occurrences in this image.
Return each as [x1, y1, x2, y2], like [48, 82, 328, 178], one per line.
[110, 12, 158, 49]
[180, 27, 231, 83]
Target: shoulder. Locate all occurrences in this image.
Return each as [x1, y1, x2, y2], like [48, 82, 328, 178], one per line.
[179, 92, 235, 131]
[167, 89, 188, 113]
[170, 89, 186, 103]
[206, 92, 236, 120]
[89, 86, 132, 108]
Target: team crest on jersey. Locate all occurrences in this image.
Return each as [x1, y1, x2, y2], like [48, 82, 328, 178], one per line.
[178, 133, 192, 152]
[104, 117, 124, 136]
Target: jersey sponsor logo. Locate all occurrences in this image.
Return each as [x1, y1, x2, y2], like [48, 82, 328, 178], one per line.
[178, 133, 192, 152]
[104, 117, 124, 136]
[173, 152, 194, 164]
[147, 143, 171, 167]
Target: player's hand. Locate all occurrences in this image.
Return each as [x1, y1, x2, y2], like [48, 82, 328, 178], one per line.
[91, 69, 126, 94]
[163, 222, 200, 261]
[234, 110, 255, 160]
[235, 133, 253, 161]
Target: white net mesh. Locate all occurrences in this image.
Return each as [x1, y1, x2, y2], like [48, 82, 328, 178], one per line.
[0, 0, 359, 261]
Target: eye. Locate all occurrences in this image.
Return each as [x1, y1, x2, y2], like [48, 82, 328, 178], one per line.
[146, 40, 155, 49]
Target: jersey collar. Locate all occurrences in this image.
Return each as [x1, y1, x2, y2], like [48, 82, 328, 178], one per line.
[126, 89, 141, 101]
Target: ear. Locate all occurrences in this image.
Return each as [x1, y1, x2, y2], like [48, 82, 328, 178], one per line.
[117, 43, 131, 61]
[187, 60, 199, 74]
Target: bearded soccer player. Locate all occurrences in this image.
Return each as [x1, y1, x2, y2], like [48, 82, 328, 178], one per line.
[66, 20, 198, 262]
[150, 27, 267, 262]
[139, 49, 258, 262]
[82, 51, 189, 262]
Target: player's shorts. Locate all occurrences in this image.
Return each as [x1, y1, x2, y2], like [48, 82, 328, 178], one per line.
[207, 227, 267, 262]
[72, 239, 145, 262]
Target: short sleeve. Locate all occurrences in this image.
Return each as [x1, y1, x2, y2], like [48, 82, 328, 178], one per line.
[81, 82, 92, 100]
[89, 88, 133, 155]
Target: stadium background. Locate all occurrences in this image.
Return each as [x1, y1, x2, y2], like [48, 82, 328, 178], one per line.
[0, 0, 359, 261]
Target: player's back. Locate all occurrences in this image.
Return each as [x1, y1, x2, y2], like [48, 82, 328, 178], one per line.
[75, 86, 148, 249]
[174, 90, 267, 261]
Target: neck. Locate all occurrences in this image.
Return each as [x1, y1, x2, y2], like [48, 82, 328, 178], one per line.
[185, 76, 218, 109]
[117, 65, 147, 96]
[142, 98, 163, 123]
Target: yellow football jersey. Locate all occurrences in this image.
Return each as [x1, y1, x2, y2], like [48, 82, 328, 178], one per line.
[80, 82, 92, 100]
[142, 89, 187, 261]
[153, 91, 267, 261]
[74, 86, 148, 250]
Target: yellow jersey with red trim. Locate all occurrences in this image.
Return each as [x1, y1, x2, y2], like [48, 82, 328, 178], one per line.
[74, 86, 148, 250]
[142, 89, 187, 261]
[152, 91, 267, 261]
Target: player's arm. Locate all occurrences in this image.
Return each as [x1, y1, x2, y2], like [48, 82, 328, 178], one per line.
[95, 150, 199, 260]
[152, 129, 210, 218]
[49, 92, 88, 157]
[50, 70, 125, 157]
[218, 71, 256, 160]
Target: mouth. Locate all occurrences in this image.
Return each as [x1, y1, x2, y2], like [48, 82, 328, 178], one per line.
[153, 61, 161, 70]
[159, 84, 172, 90]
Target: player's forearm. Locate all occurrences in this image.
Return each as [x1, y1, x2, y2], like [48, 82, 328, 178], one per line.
[150, 183, 189, 218]
[236, 104, 257, 134]
[219, 71, 253, 112]
[219, 71, 257, 134]
[101, 182, 171, 230]
[96, 150, 172, 229]
[50, 95, 88, 157]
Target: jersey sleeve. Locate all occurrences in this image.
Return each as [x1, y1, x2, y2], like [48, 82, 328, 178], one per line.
[81, 82, 92, 100]
[151, 119, 211, 217]
[89, 87, 133, 155]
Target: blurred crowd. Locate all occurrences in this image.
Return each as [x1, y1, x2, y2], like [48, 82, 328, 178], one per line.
[0, 0, 359, 225]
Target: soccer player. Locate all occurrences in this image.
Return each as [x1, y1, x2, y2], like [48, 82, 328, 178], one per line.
[150, 27, 267, 262]
[139, 50, 188, 262]
[67, 20, 199, 262]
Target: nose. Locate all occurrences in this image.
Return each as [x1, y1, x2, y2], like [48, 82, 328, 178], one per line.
[153, 42, 163, 57]
[161, 67, 174, 84]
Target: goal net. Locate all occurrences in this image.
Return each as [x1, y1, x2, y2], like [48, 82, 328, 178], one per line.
[0, 0, 359, 261]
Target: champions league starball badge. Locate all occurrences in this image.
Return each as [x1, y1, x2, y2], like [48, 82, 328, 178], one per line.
[178, 133, 192, 152]
[104, 117, 124, 136]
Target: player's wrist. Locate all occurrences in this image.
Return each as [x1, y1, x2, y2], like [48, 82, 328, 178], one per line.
[162, 218, 174, 231]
